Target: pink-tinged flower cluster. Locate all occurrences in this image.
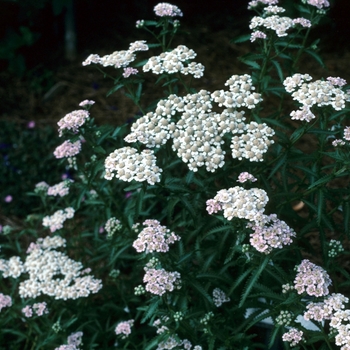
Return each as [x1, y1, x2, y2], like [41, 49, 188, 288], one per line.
[22, 302, 48, 317]
[79, 100, 95, 107]
[305, 0, 330, 9]
[154, 3, 183, 17]
[42, 207, 75, 232]
[143, 268, 181, 295]
[54, 140, 82, 159]
[294, 259, 332, 297]
[0, 293, 12, 312]
[133, 219, 180, 253]
[304, 293, 348, 322]
[115, 319, 134, 338]
[248, 0, 278, 9]
[55, 331, 83, 350]
[123, 67, 138, 78]
[282, 328, 303, 347]
[250, 30, 267, 42]
[327, 76, 347, 87]
[57, 110, 89, 137]
[206, 186, 268, 221]
[247, 214, 296, 254]
[293, 18, 312, 27]
[47, 180, 73, 197]
[212, 288, 230, 307]
[237, 172, 257, 183]
[344, 127, 350, 141]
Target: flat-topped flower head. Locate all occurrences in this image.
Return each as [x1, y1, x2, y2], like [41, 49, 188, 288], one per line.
[133, 219, 180, 253]
[115, 320, 134, 338]
[42, 207, 75, 232]
[303, 0, 330, 9]
[294, 259, 331, 297]
[248, 0, 278, 9]
[143, 268, 181, 295]
[19, 237, 102, 300]
[284, 74, 348, 121]
[154, 3, 183, 17]
[248, 214, 296, 254]
[104, 147, 162, 185]
[57, 110, 89, 137]
[207, 186, 269, 221]
[143, 45, 203, 78]
[282, 328, 303, 347]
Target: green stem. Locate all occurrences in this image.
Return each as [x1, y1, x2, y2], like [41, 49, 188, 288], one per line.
[292, 27, 311, 72]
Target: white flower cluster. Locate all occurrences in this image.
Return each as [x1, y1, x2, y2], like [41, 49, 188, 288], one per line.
[122, 75, 273, 174]
[206, 186, 269, 221]
[247, 214, 296, 254]
[212, 288, 230, 307]
[230, 122, 274, 162]
[18, 237, 102, 299]
[217, 74, 262, 109]
[27, 235, 67, 253]
[133, 219, 180, 253]
[154, 2, 183, 17]
[104, 147, 162, 185]
[250, 15, 311, 37]
[47, 180, 73, 197]
[143, 45, 204, 78]
[304, 293, 348, 322]
[57, 110, 89, 137]
[284, 74, 349, 122]
[0, 256, 25, 278]
[42, 207, 75, 233]
[248, 0, 278, 9]
[331, 309, 350, 349]
[82, 40, 148, 69]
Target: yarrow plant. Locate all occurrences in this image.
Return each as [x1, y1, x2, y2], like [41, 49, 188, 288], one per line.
[1, 1, 350, 349]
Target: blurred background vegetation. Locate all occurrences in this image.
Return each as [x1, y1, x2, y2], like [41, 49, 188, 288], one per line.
[1, 0, 349, 218]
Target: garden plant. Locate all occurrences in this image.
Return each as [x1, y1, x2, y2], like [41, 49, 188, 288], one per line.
[1, 0, 350, 349]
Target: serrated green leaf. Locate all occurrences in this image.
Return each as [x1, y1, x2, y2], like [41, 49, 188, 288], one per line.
[307, 174, 333, 190]
[141, 299, 161, 324]
[228, 267, 254, 295]
[239, 256, 269, 307]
